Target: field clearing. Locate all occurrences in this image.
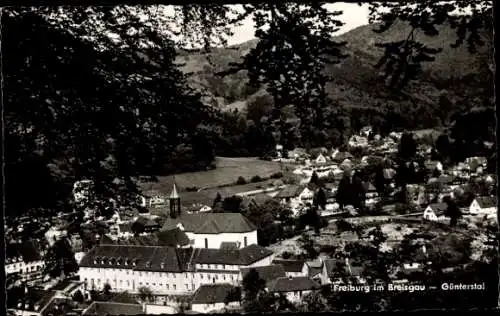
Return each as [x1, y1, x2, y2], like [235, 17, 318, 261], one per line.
[140, 157, 288, 194]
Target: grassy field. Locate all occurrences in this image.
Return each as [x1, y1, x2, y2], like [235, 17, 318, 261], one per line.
[141, 157, 289, 208]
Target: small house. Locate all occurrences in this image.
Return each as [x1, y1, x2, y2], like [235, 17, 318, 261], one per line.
[469, 196, 497, 215]
[272, 259, 307, 278]
[138, 189, 166, 208]
[363, 182, 378, 199]
[275, 186, 314, 216]
[266, 276, 320, 303]
[191, 284, 241, 314]
[423, 203, 448, 222]
[315, 153, 327, 164]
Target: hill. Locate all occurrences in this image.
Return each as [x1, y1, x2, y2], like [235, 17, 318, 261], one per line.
[176, 21, 491, 119]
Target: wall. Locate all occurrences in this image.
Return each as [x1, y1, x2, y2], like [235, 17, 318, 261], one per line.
[188, 231, 258, 249]
[191, 302, 240, 314]
[144, 304, 177, 315]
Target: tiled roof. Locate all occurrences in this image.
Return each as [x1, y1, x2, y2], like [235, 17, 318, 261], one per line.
[275, 185, 305, 198]
[267, 276, 320, 293]
[191, 284, 240, 305]
[79, 245, 192, 272]
[362, 182, 377, 192]
[193, 244, 273, 265]
[83, 302, 143, 316]
[272, 259, 306, 273]
[157, 228, 191, 247]
[81, 244, 273, 271]
[135, 216, 160, 228]
[307, 266, 323, 278]
[161, 213, 256, 234]
[240, 265, 286, 284]
[8, 289, 57, 312]
[220, 242, 240, 250]
[6, 239, 41, 263]
[475, 196, 497, 209]
[427, 203, 448, 214]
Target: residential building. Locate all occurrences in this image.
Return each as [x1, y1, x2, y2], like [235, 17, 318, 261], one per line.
[161, 213, 257, 249]
[77, 244, 274, 296]
[266, 276, 320, 303]
[423, 203, 448, 222]
[239, 265, 286, 285]
[275, 185, 314, 216]
[314, 153, 327, 164]
[271, 259, 307, 277]
[6, 289, 66, 316]
[138, 189, 167, 209]
[363, 182, 378, 199]
[190, 284, 241, 314]
[469, 196, 497, 215]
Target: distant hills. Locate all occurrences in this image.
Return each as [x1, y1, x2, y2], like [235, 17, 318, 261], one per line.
[175, 21, 491, 116]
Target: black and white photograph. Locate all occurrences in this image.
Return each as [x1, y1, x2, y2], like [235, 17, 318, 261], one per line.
[3, 1, 497, 314]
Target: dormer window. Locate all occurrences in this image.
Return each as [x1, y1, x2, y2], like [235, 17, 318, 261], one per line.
[132, 260, 137, 266]
[124, 260, 128, 266]
[160, 262, 165, 269]
[146, 261, 151, 268]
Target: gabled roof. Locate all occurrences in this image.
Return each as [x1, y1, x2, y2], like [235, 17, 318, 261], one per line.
[272, 259, 306, 273]
[220, 242, 240, 250]
[475, 196, 497, 209]
[363, 182, 377, 192]
[275, 185, 306, 199]
[240, 265, 286, 284]
[79, 245, 192, 272]
[191, 284, 240, 305]
[83, 302, 143, 316]
[426, 203, 448, 214]
[161, 213, 256, 234]
[267, 277, 320, 293]
[193, 244, 273, 266]
[157, 228, 191, 247]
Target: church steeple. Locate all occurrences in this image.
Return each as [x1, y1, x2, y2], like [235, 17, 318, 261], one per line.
[169, 176, 181, 218]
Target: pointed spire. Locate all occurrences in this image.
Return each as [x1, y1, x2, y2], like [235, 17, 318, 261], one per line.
[169, 176, 179, 199]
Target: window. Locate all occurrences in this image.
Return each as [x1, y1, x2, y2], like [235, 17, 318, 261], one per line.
[159, 283, 163, 287]
[126, 271, 129, 275]
[173, 274, 176, 279]
[173, 284, 176, 290]
[222, 264, 225, 270]
[97, 279, 101, 284]
[231, 275, 234, 281]
[223, 275, 226, 281]
[185, 284, 188, 290]
[201, 274, 204, 279]
[127, 281, 130, 286]
[205, 238, 208, 248]
[166, 284, 169, 290]
[146, 282, 149, 286]
[152, 283, 156, 286]
[139, 282, 142, 286]
[244, 237, 248, 247]
[185, 273, 188, 278]
[215, 275, 218, 280]
[119, 280, 123, 286]
[139, 272, 142, 277]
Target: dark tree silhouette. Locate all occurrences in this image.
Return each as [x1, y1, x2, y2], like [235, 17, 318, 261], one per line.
[398, 133, 417, 161]
[315, 188, 327, 210]
[310, 171, 320, 185]
[43, 239, 78, 278]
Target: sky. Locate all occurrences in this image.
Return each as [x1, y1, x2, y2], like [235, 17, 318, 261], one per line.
[224, 3, 370, 46]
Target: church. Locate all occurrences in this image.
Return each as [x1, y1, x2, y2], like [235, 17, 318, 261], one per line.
[159, 181, 259, 250]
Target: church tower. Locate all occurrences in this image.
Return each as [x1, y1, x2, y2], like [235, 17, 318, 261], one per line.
[169, 177, 181, 218]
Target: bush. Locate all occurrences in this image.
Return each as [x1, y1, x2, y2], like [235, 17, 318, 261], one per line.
[271, 172, 284, 179]
[236, 176, 247, 185]
[395, 226, 402, 231]
[281, 251, 293, 259]
[185, 186, 198, 192]
[251, 175, 262, 183]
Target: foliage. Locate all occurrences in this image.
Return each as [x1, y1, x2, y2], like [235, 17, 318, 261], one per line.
[4, 7, 216, 220]
[72, 290, 85, 303]
[236, 176, 247, 185]
[241, 268, 266, 310]
[138, 286, 154, 302]
[43, 239, 78, 278]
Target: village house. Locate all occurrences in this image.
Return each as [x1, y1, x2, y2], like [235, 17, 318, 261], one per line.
[469, 196, 497, 215]
[5, 240, 46, 285]
[314, 153, 327, 164]
[161, 213, 257, 249]
[323, 258, 366, 285]
[304, 259, 328, 285]
[266, 276, 320, 303]
[6, 288, 72, 316]
[275, 185, 314, 217]
[190, 283, 241, 314]
[138, 189, 167, 209]
[423, 203, 448, 222]
[363, 182, 378, 199]
[78, 244, 274, 298]
[239, 265, 286, 286]
[271, 259, 307, 277]
[424, 161, 443, 174]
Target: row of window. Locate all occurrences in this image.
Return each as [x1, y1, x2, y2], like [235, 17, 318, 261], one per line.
[92, 269, 239, 279]
[84, 273, 239, 289]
